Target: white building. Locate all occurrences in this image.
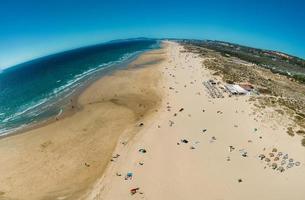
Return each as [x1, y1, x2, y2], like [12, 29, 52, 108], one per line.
[225, 84, 249, 95]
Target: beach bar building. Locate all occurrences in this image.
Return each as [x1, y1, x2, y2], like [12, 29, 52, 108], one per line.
[225, 84, 248, 95]
[239, 83, 254, 92]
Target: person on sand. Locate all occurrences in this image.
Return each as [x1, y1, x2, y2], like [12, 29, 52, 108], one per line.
[125, 172, 133, 180]
[130, 188, 140, 195]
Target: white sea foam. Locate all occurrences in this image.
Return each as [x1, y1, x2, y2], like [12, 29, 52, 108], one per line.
[0, 50, 143, 135]
[0, 124, 27, 137]
[51, 62, 111, 97]
[50, 51, 138, 98]
[2, 97, 49, 123]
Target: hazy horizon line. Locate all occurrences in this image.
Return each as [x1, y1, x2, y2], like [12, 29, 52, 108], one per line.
[1, 37, 304, 70]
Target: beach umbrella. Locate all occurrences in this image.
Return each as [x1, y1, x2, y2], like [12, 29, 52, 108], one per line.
[287, 163, 294, 168]
[278, 166, 285, 172]
[271, 163, 277, 169]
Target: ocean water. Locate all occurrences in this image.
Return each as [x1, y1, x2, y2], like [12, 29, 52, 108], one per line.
[0, 39, 159, 136]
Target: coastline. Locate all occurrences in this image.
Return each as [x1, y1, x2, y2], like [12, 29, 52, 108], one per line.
[0, 47, 155, 140]
[0, 45, 167, 200]
[1, 41, 304, 200]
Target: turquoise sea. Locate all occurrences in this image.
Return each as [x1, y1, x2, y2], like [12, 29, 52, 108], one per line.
[0, 39, 159, 136]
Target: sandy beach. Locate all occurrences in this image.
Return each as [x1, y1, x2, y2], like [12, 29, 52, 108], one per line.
[1, 41, 305, 200]
[84, 42, 305, 200]
[0, 47, 166, 200]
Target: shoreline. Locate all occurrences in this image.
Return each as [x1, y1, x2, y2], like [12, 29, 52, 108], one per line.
[2, 41, 304, 200]
[0, 45, 167, 200]
[0, 48, 155, 140]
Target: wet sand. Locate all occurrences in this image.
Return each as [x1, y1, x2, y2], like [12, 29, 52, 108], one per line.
[0, 47, 167, 200]
[85, 42, 305, 200]
[2, 41, 305, 200]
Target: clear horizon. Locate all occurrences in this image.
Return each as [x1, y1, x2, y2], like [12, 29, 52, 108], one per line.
[1, 0, 305, 69]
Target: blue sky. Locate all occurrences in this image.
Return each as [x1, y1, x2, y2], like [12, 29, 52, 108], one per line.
[1, 0, 305, 69]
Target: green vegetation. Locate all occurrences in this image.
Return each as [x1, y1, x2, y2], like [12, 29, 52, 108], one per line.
[180, 40, 305, 83]
[296, 130, 305, 136]
[180, 39, 305, 147]
[287, 127, 295, 137]
[293, 74, 305, 83]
